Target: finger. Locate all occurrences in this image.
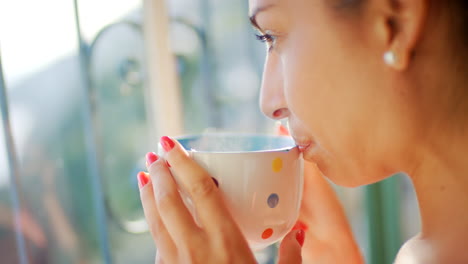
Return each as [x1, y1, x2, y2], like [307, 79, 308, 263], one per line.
[138, 172, 177, 263]
[292, 220, 309, 232]
[275, 122, 290, 136]
[298, 162, 363, 263]
[155, 252, 165, 264]
[278, 229, 305, 264]
[159, 136, 237, 233]
[300, 162, 351, 233]
[146, 154, 203, 245]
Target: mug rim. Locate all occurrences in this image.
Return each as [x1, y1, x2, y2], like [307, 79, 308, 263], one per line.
[171, 133, 297, 154]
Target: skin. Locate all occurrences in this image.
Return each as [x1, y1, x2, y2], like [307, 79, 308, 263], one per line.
[139, 0, 468, 263]
[139, 142, 300, 263]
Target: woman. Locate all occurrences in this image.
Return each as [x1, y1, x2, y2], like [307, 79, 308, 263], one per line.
[137, 0, 468, 263]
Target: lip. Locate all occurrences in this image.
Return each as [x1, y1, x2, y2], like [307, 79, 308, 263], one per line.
[294, 140, 312, 153]
[288, 122, 314, 153]
[294, 140, 318, 162]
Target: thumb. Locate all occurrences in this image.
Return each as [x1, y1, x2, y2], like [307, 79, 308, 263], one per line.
[278, 229, 305, 264]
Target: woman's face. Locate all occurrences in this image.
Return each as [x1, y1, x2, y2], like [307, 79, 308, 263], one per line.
[250, 0, 424, 186]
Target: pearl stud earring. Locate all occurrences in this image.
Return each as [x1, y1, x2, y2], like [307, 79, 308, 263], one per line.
[383, 51, 396, 66]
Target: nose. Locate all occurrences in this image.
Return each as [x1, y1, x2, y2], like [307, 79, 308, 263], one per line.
[259, 53, 289, 120]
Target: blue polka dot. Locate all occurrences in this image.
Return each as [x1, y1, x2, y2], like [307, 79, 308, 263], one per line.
[267, 193, 279, 208]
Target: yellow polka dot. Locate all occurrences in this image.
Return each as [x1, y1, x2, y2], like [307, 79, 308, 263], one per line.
[272, 157, 283, 172]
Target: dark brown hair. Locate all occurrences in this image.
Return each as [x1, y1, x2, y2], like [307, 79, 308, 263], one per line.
[451, 1, 468, 44]
[339, 0, 467, 50]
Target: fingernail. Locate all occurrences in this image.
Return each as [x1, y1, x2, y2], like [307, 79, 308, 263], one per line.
[137, 171, 149, 189]
[165, 160, 171, 168]
[278, 125, 289, 136]
[275, 122, 289, 136]
[292, 220, 309, 231]
[160, 136, 175, 152]
[146, 152, 159, 167]
[296, 229, 305, 247]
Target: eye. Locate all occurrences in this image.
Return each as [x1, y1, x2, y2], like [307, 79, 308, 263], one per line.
[255, 33, 274, 43]
[255, 33, 277, 52]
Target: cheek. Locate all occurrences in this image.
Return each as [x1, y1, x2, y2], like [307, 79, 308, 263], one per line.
[280, 17, 385, 181]
[282, 27, 355, 145]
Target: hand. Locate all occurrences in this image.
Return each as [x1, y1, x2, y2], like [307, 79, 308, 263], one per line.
[137, 136, 305, 263]
[298, 162, 363, 264]
[277, 123, 363, 264]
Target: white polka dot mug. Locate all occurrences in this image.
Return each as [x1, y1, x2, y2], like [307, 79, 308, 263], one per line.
[159, 134, 304, 251]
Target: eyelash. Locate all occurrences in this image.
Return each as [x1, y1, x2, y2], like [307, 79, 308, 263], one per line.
[255, 33, 276, 52]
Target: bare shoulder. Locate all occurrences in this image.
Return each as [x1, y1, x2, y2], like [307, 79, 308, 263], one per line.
[394, 234, 468, 264]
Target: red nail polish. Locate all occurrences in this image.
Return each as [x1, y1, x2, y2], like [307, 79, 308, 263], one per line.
[296, 229, 305, 247]
[146, 152, 158, 167]
[292, 220, 309, 232]
[160, 136, 175, 152]
[165, 160, 171, 168]
[137, 171, 149, 189]
[277, 124, 289, 136]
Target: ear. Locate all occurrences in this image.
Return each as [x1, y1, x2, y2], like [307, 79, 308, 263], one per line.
[383, 0, 429, 71]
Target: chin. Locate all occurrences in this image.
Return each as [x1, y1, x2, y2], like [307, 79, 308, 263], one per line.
[324, 164, 396, 188]
[325, 171, 364, 188]
[303, 149, 385, 188]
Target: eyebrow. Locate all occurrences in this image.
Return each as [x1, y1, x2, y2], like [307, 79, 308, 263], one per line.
[249, 4, 274, 30]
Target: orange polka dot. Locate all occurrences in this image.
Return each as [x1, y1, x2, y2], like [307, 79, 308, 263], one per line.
[272, 157, 283, 172]
[262, 228, 273, 239]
